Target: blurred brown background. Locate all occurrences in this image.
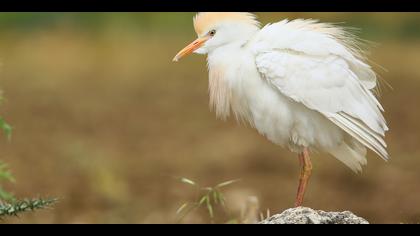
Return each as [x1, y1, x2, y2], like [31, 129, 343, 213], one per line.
[0, 12, 419, 223]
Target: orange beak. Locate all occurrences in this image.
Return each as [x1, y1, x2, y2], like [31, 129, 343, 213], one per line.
[172, 36, 209, 62]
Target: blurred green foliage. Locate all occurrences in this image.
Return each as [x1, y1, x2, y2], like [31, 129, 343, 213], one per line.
[0, 13, 418, 40]
[0, 118, 12, 141]
[176, 177, 240, 223]
[0, 122, 56, 218]
[0, 13, 194, 33]
[0, 74, 56, 219]
[0, 161, 15, 201]
[0, 90, 13, 201]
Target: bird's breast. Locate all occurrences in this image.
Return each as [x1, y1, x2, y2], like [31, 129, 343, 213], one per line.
[207, 50, 257, 124]
[208, 64, 232, 120]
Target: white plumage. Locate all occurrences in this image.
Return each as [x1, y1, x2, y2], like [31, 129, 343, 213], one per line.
[252, 19, 389, 171]
[173, 12, 389, 206]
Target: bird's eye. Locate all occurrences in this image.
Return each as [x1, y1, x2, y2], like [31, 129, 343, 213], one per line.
[209, 30, 216, 36]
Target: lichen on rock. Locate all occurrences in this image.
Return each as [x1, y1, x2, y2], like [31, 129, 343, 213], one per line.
[259, 207, 369, 224]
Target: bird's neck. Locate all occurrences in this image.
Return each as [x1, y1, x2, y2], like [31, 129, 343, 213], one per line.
[207, 41, 248, 64]
[206, 44, 252, 121]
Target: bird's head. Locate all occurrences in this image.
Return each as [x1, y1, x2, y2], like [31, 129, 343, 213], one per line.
[173, 12, 260, 62]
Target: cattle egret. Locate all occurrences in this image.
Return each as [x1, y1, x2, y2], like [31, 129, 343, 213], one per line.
[173, 12, 388, 207]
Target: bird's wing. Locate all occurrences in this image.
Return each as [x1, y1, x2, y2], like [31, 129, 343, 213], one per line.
[252, 19, 388, 160]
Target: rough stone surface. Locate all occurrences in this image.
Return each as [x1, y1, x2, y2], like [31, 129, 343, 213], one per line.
[259, 207, 369, 224]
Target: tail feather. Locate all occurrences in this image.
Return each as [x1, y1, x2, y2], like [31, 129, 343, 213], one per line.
[340, 112, 387, 148]
[328, 141, 367, 173]
[328, 113, 388, 162]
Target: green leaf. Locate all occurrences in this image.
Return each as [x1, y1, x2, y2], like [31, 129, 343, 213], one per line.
[175, 203, 199, 223]
[216, 191, 226, 209]
[206, 197, 214, 219]
[0, 162, 15, 183]
[176, 202, 189, 215]
[216, 179, 240, 188]
[0, 186, 15, 202]
[212, 190, 219, 205]
[198, 195, 207, 206]
[180, 177, 196, 186]
[0, 117, 12, 140]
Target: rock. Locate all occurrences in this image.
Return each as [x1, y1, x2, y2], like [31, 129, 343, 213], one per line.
[259, 207, 369, 224]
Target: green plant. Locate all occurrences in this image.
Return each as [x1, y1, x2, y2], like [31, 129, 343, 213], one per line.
[0, 161, 15, 201]
[175, 177, 240, 224]
[0, 91, 57, 219]
[0, 117, 12, 141]
[0, 95, 15, 204]
[0, 198, 57, 218]
[0, 160, 57, 219]
[0, 160, 57, 218]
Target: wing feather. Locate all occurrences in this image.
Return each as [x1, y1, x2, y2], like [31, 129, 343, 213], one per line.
[252, 19, 389, 164]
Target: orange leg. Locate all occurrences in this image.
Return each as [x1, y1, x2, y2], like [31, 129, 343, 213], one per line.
[295, 148, 312, 207]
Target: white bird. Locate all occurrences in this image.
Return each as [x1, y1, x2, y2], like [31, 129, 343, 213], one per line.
[173, 12, 388, 207]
